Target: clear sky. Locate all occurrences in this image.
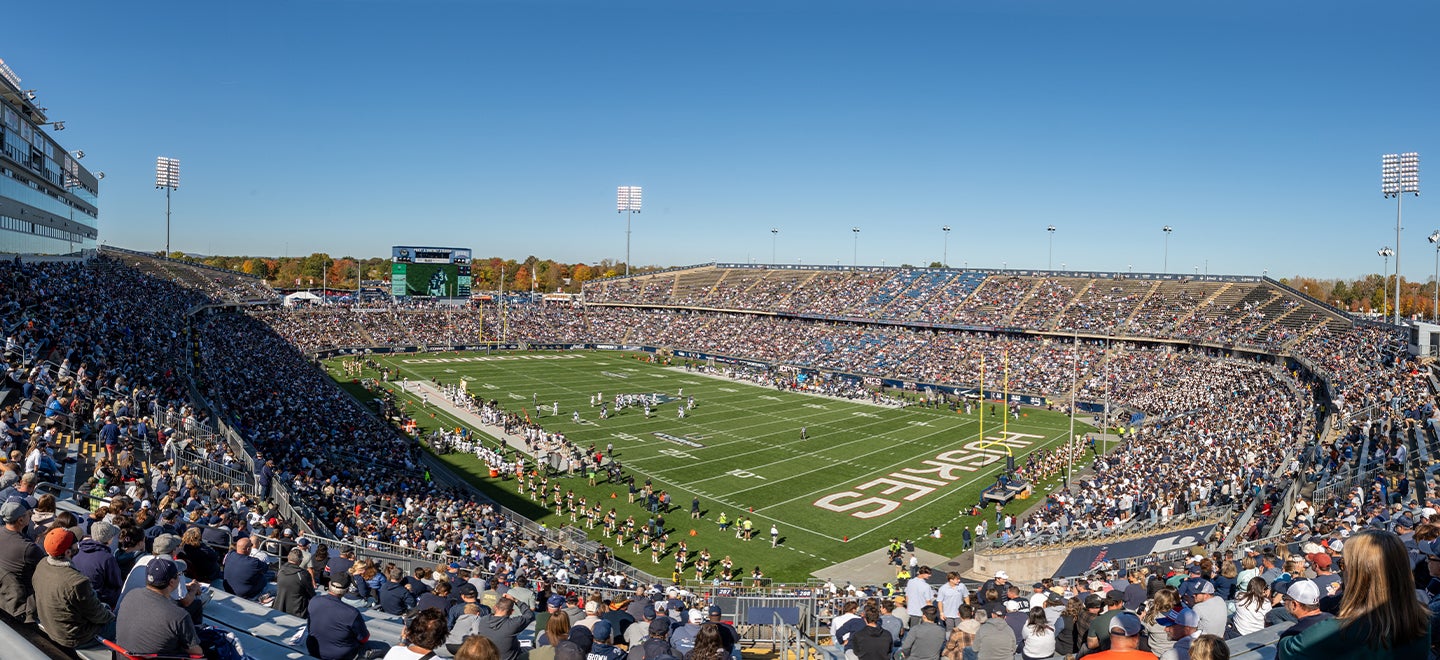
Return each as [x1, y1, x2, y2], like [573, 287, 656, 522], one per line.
[12, 0, 1438, 279]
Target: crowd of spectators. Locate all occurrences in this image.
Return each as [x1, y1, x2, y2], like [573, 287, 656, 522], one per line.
[2, 256, 1434, 659]
[246, 298, 1348, 545]
[581, 267, 1344, 352]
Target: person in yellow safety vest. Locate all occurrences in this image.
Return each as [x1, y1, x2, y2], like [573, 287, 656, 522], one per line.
[717, 512, 728, 531]
[742, 518, 754, 541]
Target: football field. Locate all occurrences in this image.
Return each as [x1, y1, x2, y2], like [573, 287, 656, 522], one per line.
[327, 350, 1094, 582]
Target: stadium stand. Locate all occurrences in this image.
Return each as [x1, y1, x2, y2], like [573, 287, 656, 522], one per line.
[2, 255, 1433, 659]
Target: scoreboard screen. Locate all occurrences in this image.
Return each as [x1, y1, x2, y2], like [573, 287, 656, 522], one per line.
[391, 246, 472, 298]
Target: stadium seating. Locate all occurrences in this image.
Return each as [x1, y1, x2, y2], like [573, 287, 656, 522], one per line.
[2, 255, 1420, 658]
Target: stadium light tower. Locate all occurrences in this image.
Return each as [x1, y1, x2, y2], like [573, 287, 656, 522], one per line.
[852, 227, 860, 267]
[1161, 225, 1173, 273]
[942, 225, 951, 267]
[1379, 247, 1394, 316]
[155, 157, 180, 256]
[771, 227, 779, 265]
[1429, 230, 1440, 322]
[617, 186, 642, 277]
[1383, 153, 1419, 324]
[1047, 225, 1056, 270]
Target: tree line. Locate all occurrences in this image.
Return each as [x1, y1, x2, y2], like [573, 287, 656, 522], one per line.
[1282, 274, 1440, 319]
[159, 252, 646, 294]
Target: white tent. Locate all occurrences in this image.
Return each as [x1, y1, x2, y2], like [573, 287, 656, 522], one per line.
[282, 290, 323, 306]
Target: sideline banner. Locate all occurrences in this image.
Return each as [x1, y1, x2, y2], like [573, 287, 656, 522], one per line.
[1050, 522, 1216, 577]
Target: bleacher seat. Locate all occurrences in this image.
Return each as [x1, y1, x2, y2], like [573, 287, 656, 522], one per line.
[0, 622, 54, 660]
[203, 587, 407, 658]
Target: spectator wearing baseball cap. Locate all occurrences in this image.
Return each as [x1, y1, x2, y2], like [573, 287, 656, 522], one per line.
[116, 558, 200, 657]
[669, 608, 706, 657]
[589, 619, 624, 660]
[307, 572, 377, 660]
[1085, 593, 1127, 652]
[0, 497, 41, 621]
[33, 527, 115, 649]
[574, 597, 604, 631]
[449, 582, 489, 629]
[120, 531, 205, 626]
[1277, 579, 1333, 640]
[1157, 607, 1200, 660]
[978, 570, 1009, 608]
[625, 600, 658, 650]
[1083, 611, 1149, 659]
[708, 603, 740, 658]
[1181, 578, 1226, 637]
[533, 592, 566, 636]
[1309, 552, 1341, 596]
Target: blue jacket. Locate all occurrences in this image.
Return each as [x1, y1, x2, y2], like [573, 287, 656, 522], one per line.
[378, 578, 416, 615]
[69, 539, 122, 609]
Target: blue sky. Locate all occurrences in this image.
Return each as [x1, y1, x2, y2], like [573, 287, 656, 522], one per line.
[13, 0, 1438, 278]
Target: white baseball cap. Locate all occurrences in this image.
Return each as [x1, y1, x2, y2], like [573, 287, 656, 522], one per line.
[1285, 580, 1321, 606]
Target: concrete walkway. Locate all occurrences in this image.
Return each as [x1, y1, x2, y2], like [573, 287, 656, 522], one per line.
[400, 380, 540, 458]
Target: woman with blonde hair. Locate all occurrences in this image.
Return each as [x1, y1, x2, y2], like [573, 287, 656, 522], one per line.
[1234, 556, 1259, 588]
[1190, 634, 1229, 660]
[454, 635, 500, 660]
[529, 611, 570, 660]
[1277, 529, 1429, 658]
[1141, 587, 1179, 659]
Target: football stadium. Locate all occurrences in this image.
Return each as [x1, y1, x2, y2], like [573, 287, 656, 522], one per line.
[0, 6, 1436, 660]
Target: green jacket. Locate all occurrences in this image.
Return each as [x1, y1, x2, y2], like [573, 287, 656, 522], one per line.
[1277, 615, 1429, 660]
[34, 557, 114, 648]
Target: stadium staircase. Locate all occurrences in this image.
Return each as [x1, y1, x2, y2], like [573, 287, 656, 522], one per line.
[1120, 280, 1161, 329]
[1168, 281, 1231, 332]
[1048, 278, 1094, 331]
[918, 271, 987, 323]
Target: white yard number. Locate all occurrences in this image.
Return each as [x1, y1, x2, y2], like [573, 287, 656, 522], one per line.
[726, 469, 766, 480]
[659, 448, 695, 460]
[612, 433, 640, 442]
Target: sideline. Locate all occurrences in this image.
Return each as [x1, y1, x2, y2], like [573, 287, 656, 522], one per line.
[661, 365, 904, 409]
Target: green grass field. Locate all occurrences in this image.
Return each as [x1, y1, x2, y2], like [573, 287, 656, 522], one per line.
[325, 350, 1095, 582]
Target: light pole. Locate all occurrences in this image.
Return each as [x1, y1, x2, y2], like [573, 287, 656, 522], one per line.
[771, 227, 779, 265]
[1429, 231, 1440, 322]
[852, 227, 860, 267]
[942, 225, 951, 267]
[1161, 225, 1173, 273]
[1047, 225, 1056, 270]
[1066, 327, 1078, 488]
[155, 157, 180, 256]
[617, 186, 642, 276]
[1383, 153, 1419, 324]
[1379, 247, 1394, 317]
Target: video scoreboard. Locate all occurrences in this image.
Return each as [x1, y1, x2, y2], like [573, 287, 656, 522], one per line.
[391, 246, 472, 298]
